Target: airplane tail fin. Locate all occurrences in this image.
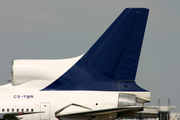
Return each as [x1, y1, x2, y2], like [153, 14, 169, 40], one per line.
[43, 8, 149, 91]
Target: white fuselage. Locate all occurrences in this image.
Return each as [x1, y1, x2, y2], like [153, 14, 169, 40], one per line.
[0, 83, 150, 120]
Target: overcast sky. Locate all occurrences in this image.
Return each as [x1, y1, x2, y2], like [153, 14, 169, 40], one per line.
[0, 0, 180, 112]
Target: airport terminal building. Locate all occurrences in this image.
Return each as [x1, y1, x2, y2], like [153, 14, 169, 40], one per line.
[116, 106, 180, 120]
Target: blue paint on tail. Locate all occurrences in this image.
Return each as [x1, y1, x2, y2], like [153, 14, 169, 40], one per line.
[42, 8, 149, 91]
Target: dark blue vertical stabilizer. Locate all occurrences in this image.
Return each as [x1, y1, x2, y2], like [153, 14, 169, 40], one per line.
[43, 8, 149, 91]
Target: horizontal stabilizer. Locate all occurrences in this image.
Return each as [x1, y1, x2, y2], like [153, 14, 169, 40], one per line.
[56, 106, 143, 120]
[0, 111, 44, 120]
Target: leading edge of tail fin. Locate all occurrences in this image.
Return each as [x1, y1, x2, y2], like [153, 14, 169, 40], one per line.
[43, 8, 149, 91]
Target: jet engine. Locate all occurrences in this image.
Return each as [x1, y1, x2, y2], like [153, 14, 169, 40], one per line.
[11, 56, 81, 86]
[118, 93, 136, 107]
